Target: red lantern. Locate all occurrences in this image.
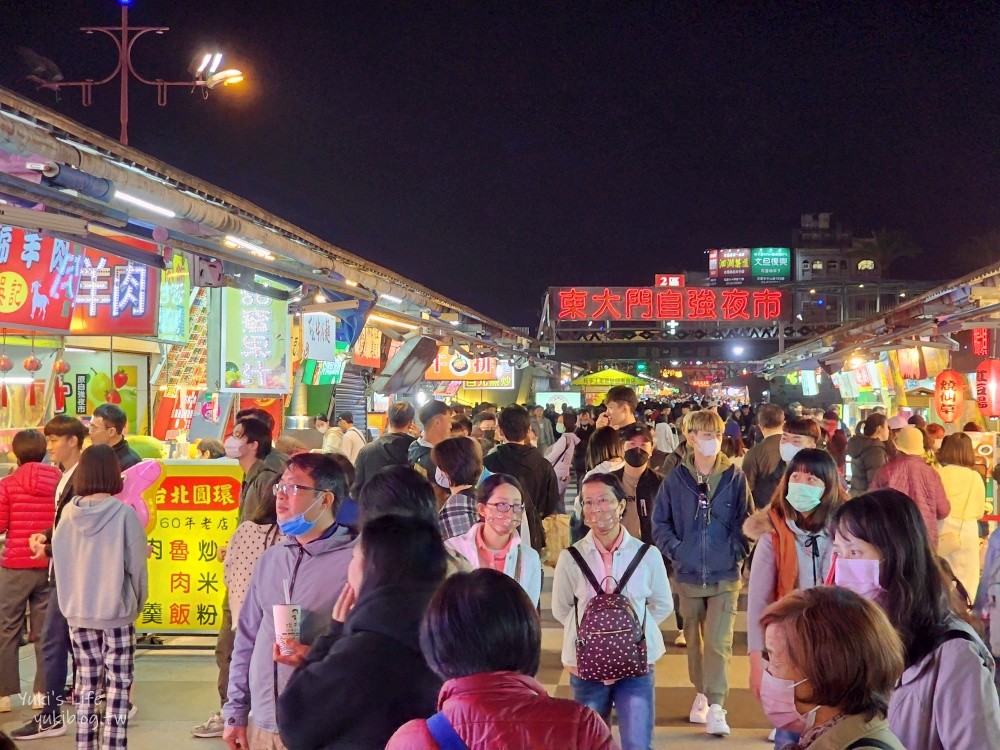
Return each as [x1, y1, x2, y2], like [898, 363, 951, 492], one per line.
[934, 369, 966, 424]
[975, 359, 1000, 418]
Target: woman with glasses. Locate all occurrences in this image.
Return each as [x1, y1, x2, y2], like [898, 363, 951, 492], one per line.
[553, 473, 672, 750]
[445, 474, 542, 606]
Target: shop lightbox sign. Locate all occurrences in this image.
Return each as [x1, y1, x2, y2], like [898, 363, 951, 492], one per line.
[708, 247, 791, 286]
[0, 226, 84, 334]
[220, 288, 290, 394]
[551, 286, 785, 323]
[158, 254, 191, 344]
[301, 313, 338, 362]
[70, 246, 160, 336]
[425, 349, 498, 381]
[474, 360, 515, 390]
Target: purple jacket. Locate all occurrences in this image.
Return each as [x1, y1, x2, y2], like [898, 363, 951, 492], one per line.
[870, 454, 950, 546]
[889, 619, 1000, 750]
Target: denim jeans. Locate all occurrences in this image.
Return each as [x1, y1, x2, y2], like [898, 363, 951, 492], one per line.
[570, 671, 655, 750]
[40, 583, 71, 720]
[774, 727, 800, 749]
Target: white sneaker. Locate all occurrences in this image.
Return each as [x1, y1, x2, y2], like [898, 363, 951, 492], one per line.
[689, 692, 709, 724]
[191, 711, 225, 738]
[707, 704, 731, 736]
[0, 695, 11, 713]
[767, 728, 776, 742]
[674, 630, 687, 647]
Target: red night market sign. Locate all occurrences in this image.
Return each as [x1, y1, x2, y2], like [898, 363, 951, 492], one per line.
[973, 328, 990, 357]
[551, 286, 785, 323]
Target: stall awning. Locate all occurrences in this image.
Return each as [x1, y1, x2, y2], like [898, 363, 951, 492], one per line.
[571, 369, 645, 388]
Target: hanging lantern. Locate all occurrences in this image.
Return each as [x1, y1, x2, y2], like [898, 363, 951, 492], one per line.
[975, 359, 1000, 418]
[934, 369, 966, 424]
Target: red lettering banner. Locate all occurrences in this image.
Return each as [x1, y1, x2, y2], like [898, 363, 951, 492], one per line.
[550, 286, 785, 323]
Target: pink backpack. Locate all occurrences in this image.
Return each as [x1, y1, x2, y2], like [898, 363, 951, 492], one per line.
[567, 544, 650, 682]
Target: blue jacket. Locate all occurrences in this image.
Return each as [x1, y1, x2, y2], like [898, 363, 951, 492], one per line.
[223, 523, 355, 733]
[651, 455, 751, 586]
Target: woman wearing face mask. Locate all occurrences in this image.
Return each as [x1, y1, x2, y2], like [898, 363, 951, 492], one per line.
[845, 414, 889, 497]
[935, 433, 987, 598]
[572, 426, 626, 543]
[758, 586, 905, 750]
[831, 489, 1000, 750]
[445, 474, 542, 606]
[744, 449, 845, 749]
[553, 473, 672, 750]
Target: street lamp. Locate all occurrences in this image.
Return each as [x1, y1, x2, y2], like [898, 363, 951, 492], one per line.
[26, 0, 244, 145]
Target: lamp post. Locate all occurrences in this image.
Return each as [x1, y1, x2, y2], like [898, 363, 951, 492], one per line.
[30, 0, 243, 145]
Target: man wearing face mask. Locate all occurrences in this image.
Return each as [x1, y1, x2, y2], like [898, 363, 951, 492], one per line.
[226, 417, 288, 526]
[651, 410, 752, 737]
[609, 424, 660, 544]
[471, 411, 498, 456]
[222, 453, 355, 750]
[776, 417, 821, 469]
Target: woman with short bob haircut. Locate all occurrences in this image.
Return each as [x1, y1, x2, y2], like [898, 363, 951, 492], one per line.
[277, 515, 448, 749]
[387, 569, 617, 749]
[831, 489, 1000, 749]
[433, 436, 485, 540]
[758, 586, 905, 749]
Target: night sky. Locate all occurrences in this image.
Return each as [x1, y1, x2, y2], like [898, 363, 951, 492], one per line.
[4, 1, 999, 327]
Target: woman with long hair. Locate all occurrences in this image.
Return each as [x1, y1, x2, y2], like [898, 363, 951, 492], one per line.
[831, 489, 1000, 749]
[277, 515, 448, 749]
[745, 449, 845, 748]
[936, 432, 987, 596]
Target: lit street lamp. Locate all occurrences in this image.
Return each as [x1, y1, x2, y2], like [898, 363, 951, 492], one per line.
[24, 0, 244, 145]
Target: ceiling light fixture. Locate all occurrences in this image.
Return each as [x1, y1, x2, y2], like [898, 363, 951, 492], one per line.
[113, 190, 176, 218]
[224, 235, 275, 261]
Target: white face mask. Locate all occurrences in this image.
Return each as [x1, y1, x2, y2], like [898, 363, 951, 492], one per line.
[696, 436, 721, 457]
[435, 466, 451, 488]
[779, 442, 802, 464]
[555, 423, 566, 434]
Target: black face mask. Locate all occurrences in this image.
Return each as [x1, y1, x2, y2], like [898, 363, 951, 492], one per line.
[624, 447, 648, 468]
[481, 429, 496, 442]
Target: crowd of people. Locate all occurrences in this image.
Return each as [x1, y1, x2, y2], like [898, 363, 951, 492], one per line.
[1, 390, 999, 749]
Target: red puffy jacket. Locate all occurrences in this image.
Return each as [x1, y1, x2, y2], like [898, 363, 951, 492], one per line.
[0, 462, 61, 569]
[386, 671, 619, 750]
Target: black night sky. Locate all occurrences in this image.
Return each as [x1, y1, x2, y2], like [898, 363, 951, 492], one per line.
[4, 1, 999, 327]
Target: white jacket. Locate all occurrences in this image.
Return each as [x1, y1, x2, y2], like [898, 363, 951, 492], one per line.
[340, 427, 367, 464]
[655, 422, 679, 454]
[446, 523, 542, 606]
[551, 528, 672, 667]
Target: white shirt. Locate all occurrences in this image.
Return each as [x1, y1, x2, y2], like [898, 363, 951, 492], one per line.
[56, 463, 78, 506]
[340, 427, 367, 464]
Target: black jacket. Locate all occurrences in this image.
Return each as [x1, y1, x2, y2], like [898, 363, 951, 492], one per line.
[572, 425, 595, 472]
[741, 433, 784, 509]
[113, 437, 142, 471]
[277, 583, 442, 750]
[351, 432, 416, 496]
[483, 442, 560, 553]
[611, 467, 662, 544]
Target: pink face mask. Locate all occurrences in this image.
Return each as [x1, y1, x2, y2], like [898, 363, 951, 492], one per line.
[833, 557, 884, 601]
[759, 670, 820, 733]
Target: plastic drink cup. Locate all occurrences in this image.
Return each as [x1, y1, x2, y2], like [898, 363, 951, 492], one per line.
[272, 604, 301, 655]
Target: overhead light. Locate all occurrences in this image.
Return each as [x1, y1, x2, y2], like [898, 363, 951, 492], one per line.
[344, 279, 358, 287]
[314, 292, 327, 303]
[64, 346, 97, 353]
[195, 53, 212, 75]
[733, 346, 745, 356]
[368, 314, 417, 330]
[670, 360, 679, 366]
[859, 284, 865, 289]
[209, 53, 223, 74]
[809, 289, 816, 294]
[381, 294, 402, 304]
[113, 190, 176, 218]
[0, 377, 37, 385]
[899, 292, 906, 298]
[449, 320, 460, 326]
[224, 235, 274, 261]
[206, 69, 244, 89]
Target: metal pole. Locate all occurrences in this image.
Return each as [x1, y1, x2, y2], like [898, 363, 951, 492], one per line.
[119, 5, 129, 144]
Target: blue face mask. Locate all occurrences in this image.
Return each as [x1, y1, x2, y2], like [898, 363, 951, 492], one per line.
[277, 495, 326, 536]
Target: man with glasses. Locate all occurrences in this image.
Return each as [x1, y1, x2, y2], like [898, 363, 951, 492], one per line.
[651, 410, 751, 738]
[87, 404, 141, 470]
[222, 453, 355, 750]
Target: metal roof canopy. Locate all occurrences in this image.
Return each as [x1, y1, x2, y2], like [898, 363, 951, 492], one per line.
[0, 86, 532, 353]
[758, 262, 1000, 377]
